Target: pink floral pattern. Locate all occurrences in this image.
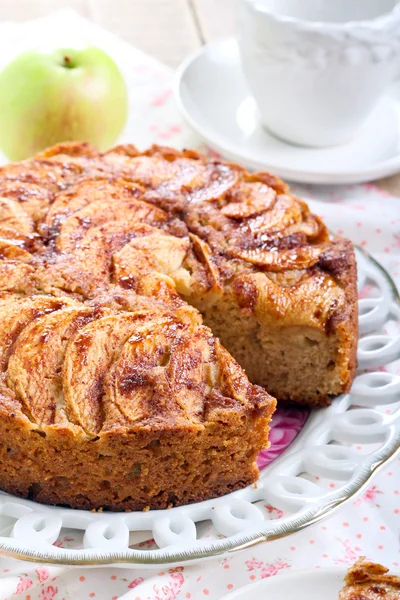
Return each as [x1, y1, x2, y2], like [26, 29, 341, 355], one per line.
[334, 539, 362, 565]
[257, 407, 309, 469]
[246, 558, 290, 579]
[264, 504, 285, 519]
[39, 586, 58, 600]
[354, 485, 384, 506]
[152, 570, 184, 600]
[15, 578, 33, 594]
[151, 89, 172, 107]
[128, 577, 144, 589]
[35, 568, 49, 584]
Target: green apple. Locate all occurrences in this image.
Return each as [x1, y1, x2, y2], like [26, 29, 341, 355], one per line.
[0, 46, 128, 161]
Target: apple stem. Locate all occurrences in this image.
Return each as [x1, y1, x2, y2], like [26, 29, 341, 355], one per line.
[62, 55, 74, 69]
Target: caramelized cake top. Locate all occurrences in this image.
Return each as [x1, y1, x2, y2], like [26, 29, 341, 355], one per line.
[0, 142, 354, 324]
[0, 141, 355, 435]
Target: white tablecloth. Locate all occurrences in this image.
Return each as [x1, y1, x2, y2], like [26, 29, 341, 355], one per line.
[0, 10, 398, 600]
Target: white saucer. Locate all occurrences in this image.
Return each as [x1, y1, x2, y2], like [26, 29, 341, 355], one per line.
[219, 568, 347, 600]
[175, 38, 400, 185]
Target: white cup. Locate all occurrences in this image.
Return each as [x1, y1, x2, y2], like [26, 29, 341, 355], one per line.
[238, 0, 400, 147]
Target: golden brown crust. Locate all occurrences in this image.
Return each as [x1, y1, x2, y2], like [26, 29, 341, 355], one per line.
[319, 238, 358, 394]
[340, 559, 400, 599]
[0, 141, 358, 509]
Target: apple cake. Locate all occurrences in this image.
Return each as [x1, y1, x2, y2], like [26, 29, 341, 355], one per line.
[340, 559, 400, 599]
[0, 142, 357, 510]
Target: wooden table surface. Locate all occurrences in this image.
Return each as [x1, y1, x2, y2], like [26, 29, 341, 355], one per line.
[1, 0, 399, 194]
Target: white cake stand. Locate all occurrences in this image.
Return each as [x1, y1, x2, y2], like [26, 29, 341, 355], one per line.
[0, 248, 398, 567]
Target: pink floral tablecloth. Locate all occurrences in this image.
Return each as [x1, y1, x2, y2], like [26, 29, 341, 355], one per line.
[0, 10, 399, 600]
